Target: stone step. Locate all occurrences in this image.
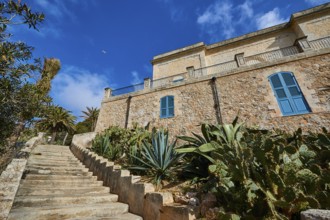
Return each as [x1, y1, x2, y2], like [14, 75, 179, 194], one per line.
[32, 148, 72, 153]
[26, 163, 85, 169]
[8, 203, 129, 220]
[29, 155, 79, 161]
[24, 174, 96, 180]
[20, 179, 103, 187]
[69, 213, 143, 220]
[27, 160, 82, 166]
[17, 186, 110, 196]
[31, 151, 74, 156]
[24, 168, 92, 176]
[12, 194, 118, 208]
[26, 165, 88, 172]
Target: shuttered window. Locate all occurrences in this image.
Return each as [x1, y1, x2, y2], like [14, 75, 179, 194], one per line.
[160, 96, 174, 118]
[269, 72, 310, 116]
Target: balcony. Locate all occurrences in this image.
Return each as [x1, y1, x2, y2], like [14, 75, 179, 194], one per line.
[106, 36, 330, 98]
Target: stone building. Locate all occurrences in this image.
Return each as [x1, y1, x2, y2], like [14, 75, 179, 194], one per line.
[96, 3, 330, 137]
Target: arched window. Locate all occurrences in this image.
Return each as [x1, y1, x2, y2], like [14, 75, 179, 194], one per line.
[160, 96, 174, 118]
[269, 72, 310, 116]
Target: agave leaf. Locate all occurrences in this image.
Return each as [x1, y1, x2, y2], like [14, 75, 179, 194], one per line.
[176, 147, 198, 153]
[192, 132, 207, 144]
[198, 143, 217, 152]
[201, 123, 211, 142]
[177, 136, 201, 145]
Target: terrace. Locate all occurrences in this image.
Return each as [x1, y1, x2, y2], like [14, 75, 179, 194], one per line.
[106, 36, 330, 97]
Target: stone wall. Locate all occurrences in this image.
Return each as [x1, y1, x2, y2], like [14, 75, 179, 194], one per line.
[70, 135, 198, 220]
[0, 133, 45, 219]
[96, 50, 330, 137]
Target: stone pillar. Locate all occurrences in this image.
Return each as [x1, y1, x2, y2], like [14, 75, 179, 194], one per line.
[186, 66, 195, 77]
[295, 36, 312, 52]
[144, 78, 151, 89]
[235, 53, 245, 67]
[104, 87, 112, 99]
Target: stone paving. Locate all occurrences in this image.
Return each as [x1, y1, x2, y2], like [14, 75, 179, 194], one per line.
[7, 145, 142, 220]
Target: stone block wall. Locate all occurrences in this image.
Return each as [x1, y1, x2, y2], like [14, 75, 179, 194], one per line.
[96, 50, 330, 137]
[70, 134, 198, 220]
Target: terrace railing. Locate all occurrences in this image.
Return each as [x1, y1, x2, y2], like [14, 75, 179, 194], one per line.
[108, 37, 330, 97]
[310, 36, 330, 50]
[112, 83, 144, 96]
[151, 72, 188, 89]
[192, 60, 238, 78]
[245, 46, 299, 65]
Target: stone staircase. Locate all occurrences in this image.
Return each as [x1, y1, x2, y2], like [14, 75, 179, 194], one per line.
[8, 145, 142, 220]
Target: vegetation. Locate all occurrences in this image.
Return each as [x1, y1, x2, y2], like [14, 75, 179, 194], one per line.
[177, 118, 330, 219]
[129, 129, 183, 188]
[80, 107, 100, 132]
[90, 117, 329, 219]
[0, 1, 65, 154]
[36, 106, 76, 144]
[91, 123, 151, 163]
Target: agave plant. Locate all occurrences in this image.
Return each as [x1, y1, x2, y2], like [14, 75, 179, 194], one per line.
[176, 116, 244, 163]
[129, 129, 183, 188]
[91, 131, 122, 161]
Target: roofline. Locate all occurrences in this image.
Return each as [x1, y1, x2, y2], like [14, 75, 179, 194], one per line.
[151, 3, 330, 63]
[151, 42, 205, 64]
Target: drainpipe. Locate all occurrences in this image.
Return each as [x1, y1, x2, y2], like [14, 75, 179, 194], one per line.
[124, 96, 132, 129]
[211, 77, 223, 124]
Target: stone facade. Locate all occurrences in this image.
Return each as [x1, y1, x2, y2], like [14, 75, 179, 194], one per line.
[96, 3, 330, 137]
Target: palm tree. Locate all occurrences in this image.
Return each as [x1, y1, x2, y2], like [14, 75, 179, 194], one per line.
[81, 107, 100, 131]
[36, 105, 76, 144]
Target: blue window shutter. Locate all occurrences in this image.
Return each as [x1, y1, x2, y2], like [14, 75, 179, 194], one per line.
[269, 72, 310, 116]
[168, 96, 174, 116]
[281, 72, 310, 114]
[160, 97, 167, 118]
[160, 96, 174, 118]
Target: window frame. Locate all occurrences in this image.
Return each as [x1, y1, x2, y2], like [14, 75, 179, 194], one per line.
[268, 72, 311, 116]
[160, 95, 174, 118]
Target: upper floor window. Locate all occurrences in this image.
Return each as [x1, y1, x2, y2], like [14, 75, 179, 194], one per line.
[160, 96, 174, 118]
[269, 72, 310, 116]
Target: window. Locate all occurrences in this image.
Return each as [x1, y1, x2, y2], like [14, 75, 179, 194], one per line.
[160, 96, 174, 118]
[269, 72, 310, 116]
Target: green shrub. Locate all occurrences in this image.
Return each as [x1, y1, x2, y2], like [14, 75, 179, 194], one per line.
[91, 126, 129, 161]
[91, 124, 152, 164]
[177, 118, 330, 219]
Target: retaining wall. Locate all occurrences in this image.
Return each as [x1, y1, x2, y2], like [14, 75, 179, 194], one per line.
[0, 133, 45, 219]
[71, 133, 198, 220]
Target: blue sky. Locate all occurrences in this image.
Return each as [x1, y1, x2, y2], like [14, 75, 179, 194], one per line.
[12, 0, 329, 119]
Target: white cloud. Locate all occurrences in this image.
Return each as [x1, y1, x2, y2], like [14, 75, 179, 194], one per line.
[33, 0, 95, 38]
[51, 65, 112, 117]
[197, 1, 290, 43]
[197, 0, 252, 41]
[131, 71, 143, 85]
[304, 0, 329, 6]
[197, 2, 233, 25]
[158, 0, 185, 22]
[35, 0, 75, 21]
[238, 0, 254, 20]
[256, 8, 287, 29]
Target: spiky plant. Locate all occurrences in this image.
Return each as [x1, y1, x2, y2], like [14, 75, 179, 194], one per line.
[129, 129, 183, 188]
